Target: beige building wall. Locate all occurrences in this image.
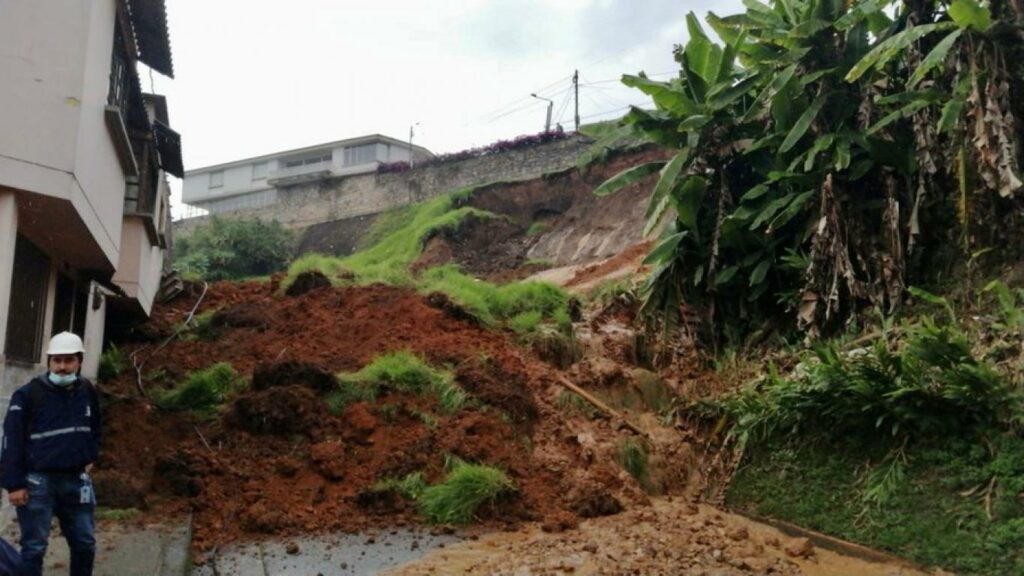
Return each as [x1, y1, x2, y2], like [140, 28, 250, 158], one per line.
[0, 0, 124, 268]
[112, 216, 165, 315]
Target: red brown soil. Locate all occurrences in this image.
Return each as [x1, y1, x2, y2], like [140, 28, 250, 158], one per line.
[97, 280, 659, 559]
[565, 240, 653, 289]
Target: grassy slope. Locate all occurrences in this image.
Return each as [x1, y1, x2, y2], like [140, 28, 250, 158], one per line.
[283, 188, 572, 333]
[728, 435, 1024, 575]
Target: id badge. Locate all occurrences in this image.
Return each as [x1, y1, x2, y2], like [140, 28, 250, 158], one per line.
[80, 474, 93, 504]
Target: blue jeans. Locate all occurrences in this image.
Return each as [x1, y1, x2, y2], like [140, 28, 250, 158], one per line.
[16, 471, 95, 576]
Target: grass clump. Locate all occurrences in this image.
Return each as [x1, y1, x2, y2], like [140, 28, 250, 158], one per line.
[328, 352, 467, 414]
[281, 253, 354, 291]
[418, 265, 572, 333]
[97, 345, 127, 382]
[371, 472, 429, 500]
[155, 363, 242, 413]
[418, 458, 516, 524]
[555, 390, 600, 419]
[614, 437, 651, 492]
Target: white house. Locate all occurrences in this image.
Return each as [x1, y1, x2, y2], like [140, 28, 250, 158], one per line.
[182, 135, 433, 216]
[0, 0, 181, 399]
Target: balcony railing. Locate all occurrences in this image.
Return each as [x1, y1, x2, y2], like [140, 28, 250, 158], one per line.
[266, 160, 334, 185]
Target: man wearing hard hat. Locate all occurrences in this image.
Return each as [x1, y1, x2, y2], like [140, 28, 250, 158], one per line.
[0, 332, 102, 576]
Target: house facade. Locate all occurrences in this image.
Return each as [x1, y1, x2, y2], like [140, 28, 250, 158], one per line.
[0, 0, 181, 405]
[182, 135, 432, 216]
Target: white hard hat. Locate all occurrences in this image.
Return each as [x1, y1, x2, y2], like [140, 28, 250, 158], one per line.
[47, 332, 85, 355]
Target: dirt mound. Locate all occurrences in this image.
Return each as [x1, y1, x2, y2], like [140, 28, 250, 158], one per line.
[251, 361, 336, 393]
[285, 270, 332, 296]
[226, 385, 325, 436]
[454, 356, 538, 423]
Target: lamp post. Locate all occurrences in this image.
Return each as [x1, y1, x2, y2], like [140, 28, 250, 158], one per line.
[530, 93, 553, 132]
[409, 122, 420, 168]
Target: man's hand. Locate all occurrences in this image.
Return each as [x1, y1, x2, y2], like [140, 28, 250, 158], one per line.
[8, 489, 28, 507]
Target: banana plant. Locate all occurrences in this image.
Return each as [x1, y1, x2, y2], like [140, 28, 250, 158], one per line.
[592, 0, 1023, 345]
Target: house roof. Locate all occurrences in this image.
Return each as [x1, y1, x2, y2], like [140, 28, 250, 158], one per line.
[127, 0, 174, 78]
[186, 134, 435, 175]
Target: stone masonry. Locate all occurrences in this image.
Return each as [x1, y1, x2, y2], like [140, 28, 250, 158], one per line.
[175, 135, 594, 237]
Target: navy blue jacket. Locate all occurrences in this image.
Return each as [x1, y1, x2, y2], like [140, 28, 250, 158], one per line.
[0, 374, 102, 491]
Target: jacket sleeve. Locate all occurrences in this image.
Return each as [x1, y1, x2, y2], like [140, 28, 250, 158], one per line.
[89, 383, 102, 450]
[1, 389, 29, 491]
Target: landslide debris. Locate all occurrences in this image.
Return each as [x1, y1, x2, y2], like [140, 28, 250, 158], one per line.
[96, 279, 691, 558]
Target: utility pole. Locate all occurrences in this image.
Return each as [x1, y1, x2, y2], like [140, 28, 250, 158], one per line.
[530, 94, 553, 132]
[573, 69, 580, 132]
[408, 122, 419, 168]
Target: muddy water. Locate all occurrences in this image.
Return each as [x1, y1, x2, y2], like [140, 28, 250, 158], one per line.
[386, 500, 930, 576]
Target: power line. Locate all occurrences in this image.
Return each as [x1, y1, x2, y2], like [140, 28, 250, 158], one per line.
[473, 73, 574, 123]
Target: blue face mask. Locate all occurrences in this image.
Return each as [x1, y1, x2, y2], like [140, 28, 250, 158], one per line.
[48, 373, 77, 387]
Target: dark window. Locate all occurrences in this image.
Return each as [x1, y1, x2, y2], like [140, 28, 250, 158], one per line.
[51, 273, 74, 335]
[72, 283, 88, 339]
[4, 236, 51, 363]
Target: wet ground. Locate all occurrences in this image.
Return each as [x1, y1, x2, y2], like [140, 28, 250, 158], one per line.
[190, 528, 460, 575]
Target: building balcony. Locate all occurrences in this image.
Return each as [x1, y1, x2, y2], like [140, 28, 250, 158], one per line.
[266, 161, 380, 186]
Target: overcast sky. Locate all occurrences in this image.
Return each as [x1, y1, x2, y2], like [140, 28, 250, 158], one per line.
[150, 0, 743, 217]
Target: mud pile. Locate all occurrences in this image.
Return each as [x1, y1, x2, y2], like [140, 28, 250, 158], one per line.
[97, 279, 678, 558]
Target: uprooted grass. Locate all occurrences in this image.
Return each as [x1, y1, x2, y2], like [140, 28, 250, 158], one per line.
[418, 457, 516, 524]
[615, 437, 652, 492]
[155, 363, 243, 414]
[417, 264, 572, 333]
[327, 351, 468, 414]
[371, 471, 429, 501]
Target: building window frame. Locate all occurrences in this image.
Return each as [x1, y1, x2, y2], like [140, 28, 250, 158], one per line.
[209, 170, 224, 188]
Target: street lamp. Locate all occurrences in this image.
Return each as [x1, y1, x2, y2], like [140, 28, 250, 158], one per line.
[530, 93, 553, 132]
[409, 122, 420, 168]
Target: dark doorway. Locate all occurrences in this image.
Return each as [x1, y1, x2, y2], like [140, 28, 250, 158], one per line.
[4, 235, 51, 363]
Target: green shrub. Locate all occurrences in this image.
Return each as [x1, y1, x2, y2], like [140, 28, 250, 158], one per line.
[418, 459, 516, 524]
[97, 345, 127, 382]
[330, 352, 467, 413]
[716, 318, 1019, 449]
[615, 437, 650, 491]
[155, 363, 242, 413]
[176, 217, 294, 281]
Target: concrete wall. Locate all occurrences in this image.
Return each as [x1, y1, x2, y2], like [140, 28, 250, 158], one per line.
[70, 0, 126, 265]
[112, 216, 164, 315]
[176, 135, 592, 236]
